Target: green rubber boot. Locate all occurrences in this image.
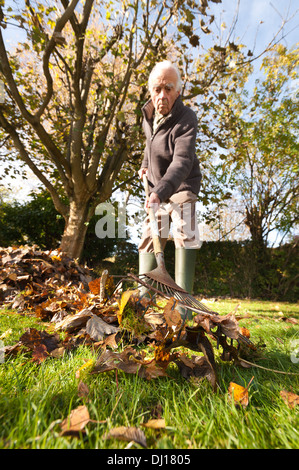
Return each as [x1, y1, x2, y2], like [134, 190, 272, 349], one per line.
[138, 252, 157, 298]
[175, 248, 198, 321]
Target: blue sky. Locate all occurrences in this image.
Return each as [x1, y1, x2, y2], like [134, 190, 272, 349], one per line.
[3, 0, 298, 50]
[2, 0, 298, 78]
[206, 0, 298, 50]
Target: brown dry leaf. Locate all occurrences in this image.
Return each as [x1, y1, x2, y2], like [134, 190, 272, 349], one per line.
[35, 299, 68, 321]
[60, 405, 106, 437]
[194, 312, 240, 339]
[228, 376, 254, 408]
[3, 342, 24, 357]
[163, 298, 182, 330]
[85, 315, 119, 341]
[154, 344, 171, 364]
[92, 347, 170, 381]
[54, 308, 93, 332]
[72, 292, 90, 311]
[0, 246, 94, 313]
[143, 311, 164, 327]
[19, 328, 45, 350]
[34, 304, 52, 320]
[19, 328, 60, 356]
[101, 333, 118, 350]
[88, 277, 102, 295]
[60, 405, 90, 436]
[175, 354, 217, 390]
[139, 359, 170, 380]
[50, 310, 68, 323]
[49, 347, 65, 358]
[281, 317, 298, 325]
[97, 304, 118, 323]
[240, 327, 250, 338]
[78, 381, 90, 398]
[176, 353, 196, 370]
[91, 348, 141, 375]
[214, 313, 241, 339]
[280, 390, 299, 409]
[32, 344, 48, 363]
[142, 418, 166, 429]
[104, 426, 147, 448]
[8, 272, 18, 281]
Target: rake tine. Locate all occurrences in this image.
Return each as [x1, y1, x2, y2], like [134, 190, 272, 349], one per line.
[128, 273, 218, 316]
[110, 274, 216, 315]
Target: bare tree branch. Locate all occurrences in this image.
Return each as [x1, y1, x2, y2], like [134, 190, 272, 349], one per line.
[36, 0, 81, 119]
[0, 107, 68, 218]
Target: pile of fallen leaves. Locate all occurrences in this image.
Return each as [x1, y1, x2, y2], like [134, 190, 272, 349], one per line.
[0, 245, 94, 312]
[1, 245, 258, 390]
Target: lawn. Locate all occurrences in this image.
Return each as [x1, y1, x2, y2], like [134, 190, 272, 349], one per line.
[0, 298, 298, 450]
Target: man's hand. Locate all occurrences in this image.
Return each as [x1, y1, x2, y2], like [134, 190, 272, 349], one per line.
[146, 191, 160, 213]
[138, 168, 148, 179]
[138, 168, 160, 212]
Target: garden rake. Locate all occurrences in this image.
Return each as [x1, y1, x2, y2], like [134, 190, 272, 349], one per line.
[129, 175, 218, 316]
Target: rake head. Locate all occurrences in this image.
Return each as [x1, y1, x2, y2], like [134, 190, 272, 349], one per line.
[129, 268, 218, 316]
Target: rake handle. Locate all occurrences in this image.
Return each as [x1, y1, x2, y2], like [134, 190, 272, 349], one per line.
[142, 174, 164, 260]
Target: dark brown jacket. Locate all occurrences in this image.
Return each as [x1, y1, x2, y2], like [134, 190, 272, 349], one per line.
[141, 97, 201, 202]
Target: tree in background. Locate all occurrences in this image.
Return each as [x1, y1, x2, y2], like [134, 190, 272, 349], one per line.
[200, 44, 299, 252]
[1, 0, 297, 266]
[238, 46, 298, 249]
[0, 0, 223, 259]
[194, 43, 299, 297]
[1, 0, 291, 260]
[0, 188, 130, 270]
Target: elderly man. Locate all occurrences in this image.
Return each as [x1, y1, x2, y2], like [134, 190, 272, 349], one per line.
[138, 60, 202, 316]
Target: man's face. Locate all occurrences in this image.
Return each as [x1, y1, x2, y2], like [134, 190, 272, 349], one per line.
[150, 68, 180, 115]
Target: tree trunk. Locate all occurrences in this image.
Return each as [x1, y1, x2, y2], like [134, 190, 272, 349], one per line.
[245, 205, 273, 296]
[245, 206, 266, 251]
[59, 199, 91, 260]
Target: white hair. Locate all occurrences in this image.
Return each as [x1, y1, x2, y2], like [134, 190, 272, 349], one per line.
[148, 60, 182, 93]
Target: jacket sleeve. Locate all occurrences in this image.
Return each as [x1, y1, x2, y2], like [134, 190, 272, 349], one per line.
[140, 119, 149, 169]
[153, 114, 198, 202]
[140, 145, 148, 169]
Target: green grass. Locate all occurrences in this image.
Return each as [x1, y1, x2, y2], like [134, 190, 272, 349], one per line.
[0, 299, 298, 449]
